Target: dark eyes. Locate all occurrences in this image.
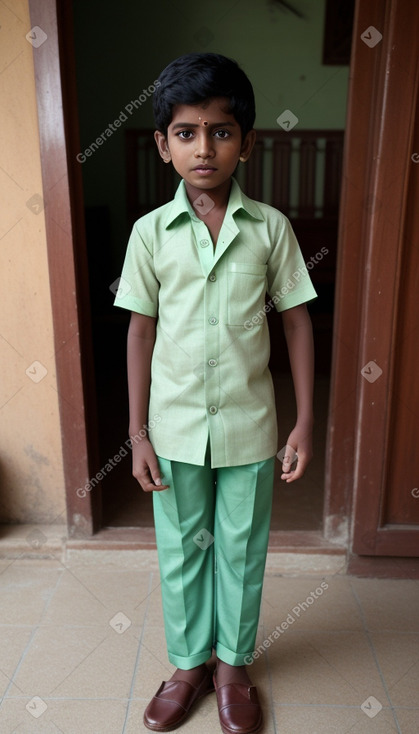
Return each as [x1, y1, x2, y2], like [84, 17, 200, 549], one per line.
[176, 129, 231, 140]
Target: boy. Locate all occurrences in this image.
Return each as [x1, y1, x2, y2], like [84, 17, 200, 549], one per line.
[114, 53, 316, 734]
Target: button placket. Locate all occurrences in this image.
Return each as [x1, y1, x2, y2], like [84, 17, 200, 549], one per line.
[191, 220, 215, 278]
[204, 266, 220, 435]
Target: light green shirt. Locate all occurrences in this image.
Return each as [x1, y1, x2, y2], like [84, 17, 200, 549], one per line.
[114, 178, 317, 467]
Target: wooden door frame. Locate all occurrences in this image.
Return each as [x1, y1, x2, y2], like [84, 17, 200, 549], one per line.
[324, 0, 419, 555]
[29, 0, 102, 537]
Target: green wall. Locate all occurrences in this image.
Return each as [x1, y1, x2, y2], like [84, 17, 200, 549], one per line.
[73, 0, 349, 270]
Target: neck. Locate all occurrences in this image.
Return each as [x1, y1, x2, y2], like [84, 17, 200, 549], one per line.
[184, 178, 232, 211]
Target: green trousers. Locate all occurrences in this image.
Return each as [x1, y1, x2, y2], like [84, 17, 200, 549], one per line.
[152, 449, 275, 669]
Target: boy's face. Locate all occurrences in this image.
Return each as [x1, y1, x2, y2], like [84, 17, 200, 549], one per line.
[154, 97, 255, 195]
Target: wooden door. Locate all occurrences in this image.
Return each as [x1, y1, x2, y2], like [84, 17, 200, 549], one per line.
[324, 0, 419, 556]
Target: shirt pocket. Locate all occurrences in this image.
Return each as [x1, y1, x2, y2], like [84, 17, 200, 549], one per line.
[227, 262, 268, 326]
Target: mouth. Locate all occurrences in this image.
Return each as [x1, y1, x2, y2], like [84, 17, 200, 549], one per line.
[193, 165, 217, 172]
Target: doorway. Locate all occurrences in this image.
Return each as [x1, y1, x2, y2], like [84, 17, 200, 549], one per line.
[31, 0, 419, 564]
[71, 0, 350, 536]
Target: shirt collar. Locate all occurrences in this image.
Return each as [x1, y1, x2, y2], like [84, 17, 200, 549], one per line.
[164, 177, 264, 229]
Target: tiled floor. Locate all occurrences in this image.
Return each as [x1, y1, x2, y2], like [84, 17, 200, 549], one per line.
[0, 547, 418, 734]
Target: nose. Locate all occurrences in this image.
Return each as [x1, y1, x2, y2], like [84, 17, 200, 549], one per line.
[194, 131, 214, 159]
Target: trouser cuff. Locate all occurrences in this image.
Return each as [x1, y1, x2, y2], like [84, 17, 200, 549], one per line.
[168, 649, 213, 669]
[215, 642, 255, 666]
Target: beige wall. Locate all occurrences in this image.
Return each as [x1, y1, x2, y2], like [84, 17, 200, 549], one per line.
[0, 1, 66, 522]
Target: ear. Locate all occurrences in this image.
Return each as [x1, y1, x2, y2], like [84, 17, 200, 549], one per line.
[239, 129, 256, 162]
[154, 130, 171, 163]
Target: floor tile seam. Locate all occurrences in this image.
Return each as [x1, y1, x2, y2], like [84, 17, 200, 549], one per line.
[257, 626, 369, 633]
[346, 576, 419, 583]
[4, 697, 412, 708]
[264, 573, 350, 579]
[281, 627, 395, 703]
[350, 577, 419, 586]
[361, 628, 419, 635]
[46, 567, 157, 575]
[121, 570, 154, 734]
[0, 622, 145, 630]
[261, 575, 356, 613]
[36, 557, 71, 618]
[0, 625, 39, 708]
[270, 701, 399, 709]
[349, 580, 403, 734]
[45, 552, 130, 613]
[1, 695, 133, 702]
[5, 612, 134, 701]
[0, 555, 68, 567]
[261, 621, 279, 734]
[0, 558, 24, 574]
[0, 562, 65, 571]
[0, 568, 65, 708]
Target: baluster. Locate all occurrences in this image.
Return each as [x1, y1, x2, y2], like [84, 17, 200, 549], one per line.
[298, 138, 317, 218]
[323, 137, 344, 217]
[272, 139, 291, 214]
[245, 139, 264, 201]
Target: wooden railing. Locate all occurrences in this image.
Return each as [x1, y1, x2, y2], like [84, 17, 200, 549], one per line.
[125, 128, 344, 224]
[244, 129, 344, 219]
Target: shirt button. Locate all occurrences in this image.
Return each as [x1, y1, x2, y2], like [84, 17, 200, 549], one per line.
[208, 358, 218, 367]
[209, 406, 218, 415]
[208, 317, 218, 325]
[209, 273, 216, 281]
[200, 239, 210, 247]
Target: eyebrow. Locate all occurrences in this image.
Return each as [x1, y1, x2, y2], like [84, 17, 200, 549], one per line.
[171, 121, 237, 130]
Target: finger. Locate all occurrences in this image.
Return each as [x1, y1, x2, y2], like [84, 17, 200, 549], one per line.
[281, 468, 298, 482]
[137, 473, 170, 492]
[149, 469, 165, 488]
[151, 480, 170, 491]
[282, 449, 298, 474]
[277, 444, 298, 474]
[133, 466, 169, 492]
[281, 455, 307, 482]
[142, 479, 170, 492]
[149, 464, 170, 491]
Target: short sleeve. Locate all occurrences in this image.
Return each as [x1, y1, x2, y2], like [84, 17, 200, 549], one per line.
[113, 221, 159, 317]
[266, 214, 317, 312]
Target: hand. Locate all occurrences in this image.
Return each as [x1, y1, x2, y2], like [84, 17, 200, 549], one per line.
[131, 438, 170, 492]
[280, 425, 313, 483]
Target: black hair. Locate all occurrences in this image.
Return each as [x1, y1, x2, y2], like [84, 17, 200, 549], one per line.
[153, 53, 256, 138]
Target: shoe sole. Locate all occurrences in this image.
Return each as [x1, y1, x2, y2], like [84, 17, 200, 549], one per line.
[143, 684, 215, 732]
[218, 717, 263, 734]
[213, 679, 263, 734]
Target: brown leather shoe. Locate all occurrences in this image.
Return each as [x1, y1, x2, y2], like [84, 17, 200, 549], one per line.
[214, 676, 263, 734]
[143, 668, 215, 731]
